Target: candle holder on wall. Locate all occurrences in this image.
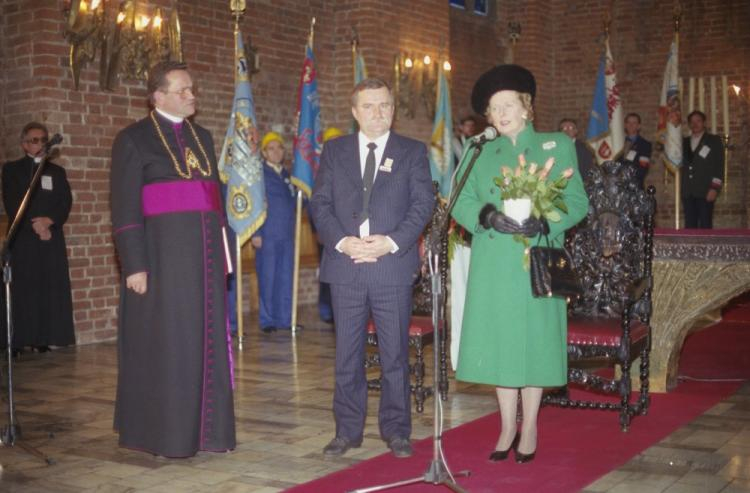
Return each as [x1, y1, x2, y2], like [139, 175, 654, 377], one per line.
[62, 0, 183, 91]
[393, 52, 450, 120]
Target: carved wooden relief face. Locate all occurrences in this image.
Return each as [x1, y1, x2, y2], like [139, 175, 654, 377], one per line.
[597, 211, 622, 258]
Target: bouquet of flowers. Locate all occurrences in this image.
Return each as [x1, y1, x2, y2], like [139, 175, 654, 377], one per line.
[494, 154, 575, 268]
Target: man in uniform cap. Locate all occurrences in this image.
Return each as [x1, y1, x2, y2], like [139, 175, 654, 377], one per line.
[250, 131, 297, 332]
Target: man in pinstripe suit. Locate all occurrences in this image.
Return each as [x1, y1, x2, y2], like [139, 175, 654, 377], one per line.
[311, 78, 435, 458]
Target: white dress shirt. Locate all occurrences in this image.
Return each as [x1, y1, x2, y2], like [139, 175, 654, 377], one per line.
[335, 131, 398, 254]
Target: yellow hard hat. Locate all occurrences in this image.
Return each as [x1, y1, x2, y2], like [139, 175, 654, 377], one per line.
[323, 127, 344, 143]
[261, 131, 284, 150]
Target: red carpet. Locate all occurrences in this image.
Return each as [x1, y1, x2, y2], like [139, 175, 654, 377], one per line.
[287, 296, 749, 493]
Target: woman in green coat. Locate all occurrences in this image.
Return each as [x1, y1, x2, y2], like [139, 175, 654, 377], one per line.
[451, 65, 589, 463]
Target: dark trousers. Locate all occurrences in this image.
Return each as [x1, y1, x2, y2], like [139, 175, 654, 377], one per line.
[317, 243, 333, 321]
[255, 238, 293, 329]
[683, 196, 714, 229]
[330, 282, 412, 442]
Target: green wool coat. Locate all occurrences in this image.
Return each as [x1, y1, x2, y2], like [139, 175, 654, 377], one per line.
[451, 125, 589, 388]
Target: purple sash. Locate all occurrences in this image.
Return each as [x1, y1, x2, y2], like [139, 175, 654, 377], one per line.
[142, 180, 221, 216]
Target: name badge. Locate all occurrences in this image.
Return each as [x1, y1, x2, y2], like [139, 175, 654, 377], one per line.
[542, 141, 556, 150]
[698, 145, 710, 158]
[41, 175, 53, 190]
[626, 150, 637, 161]
[379, 157, 394, 173]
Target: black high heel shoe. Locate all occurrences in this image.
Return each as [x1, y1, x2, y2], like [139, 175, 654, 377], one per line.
[488, 433, 519, 462]
[514, 441, 536, 464]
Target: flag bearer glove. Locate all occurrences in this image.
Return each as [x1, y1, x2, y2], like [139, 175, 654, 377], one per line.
[478, 204, 525, 234]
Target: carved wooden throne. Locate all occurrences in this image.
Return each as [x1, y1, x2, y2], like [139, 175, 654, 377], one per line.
[365, 185, 450, 413]
[543, 161, 657, 431]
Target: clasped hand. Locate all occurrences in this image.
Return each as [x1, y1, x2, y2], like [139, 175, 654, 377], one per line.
[31, 216, 53, 241]
[478, 204, 549, 237]
[340, 235, 392, 263]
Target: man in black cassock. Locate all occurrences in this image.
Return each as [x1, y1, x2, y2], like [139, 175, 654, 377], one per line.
[110, 61, 236, 457]
[2, 122, 75, 353]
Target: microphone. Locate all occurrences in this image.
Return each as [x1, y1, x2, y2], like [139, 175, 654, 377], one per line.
[469, 126, 498, 146]
[44, 133, 63, 152]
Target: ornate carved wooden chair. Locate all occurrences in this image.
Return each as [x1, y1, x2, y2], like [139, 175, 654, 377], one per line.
[543, 161, 657, 431]
[365, 186, 449, 413]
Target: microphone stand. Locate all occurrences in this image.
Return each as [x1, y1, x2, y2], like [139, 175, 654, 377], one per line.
[349, 141, 490, 493]
[0, 135, 62, 465]
[447, 142, 485, 217]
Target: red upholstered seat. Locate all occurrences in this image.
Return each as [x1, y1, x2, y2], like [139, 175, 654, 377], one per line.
[567, 317, 649, 347]
[366, 316, 435, 337]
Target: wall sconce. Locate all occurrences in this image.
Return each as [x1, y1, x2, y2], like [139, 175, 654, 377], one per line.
[393, 52, 450, 120]
[63, 0, 183, 91]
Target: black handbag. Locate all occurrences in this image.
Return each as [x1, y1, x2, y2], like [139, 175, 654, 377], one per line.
[529, 235, 582, 299]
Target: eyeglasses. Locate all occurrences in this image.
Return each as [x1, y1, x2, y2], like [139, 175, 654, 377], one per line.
[24, 136, 48, 145]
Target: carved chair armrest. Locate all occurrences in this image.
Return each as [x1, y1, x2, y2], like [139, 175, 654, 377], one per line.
[624, 277, 651, 304]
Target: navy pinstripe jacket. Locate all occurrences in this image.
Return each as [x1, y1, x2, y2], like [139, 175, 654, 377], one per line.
[310, 132, 435, 286]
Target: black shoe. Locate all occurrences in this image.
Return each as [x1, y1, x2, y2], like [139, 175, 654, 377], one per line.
[322, 436, 361, 457]
[489, 433, 519, 462]
[514, 442, 536, 464]
[34, 346, 51, 353]
[387, 437, 413, 458]
[260, 326, 277, 334]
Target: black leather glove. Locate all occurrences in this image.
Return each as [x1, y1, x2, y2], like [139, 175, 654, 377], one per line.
[478, 204, 524, 234]
[518, 216, 550, 237]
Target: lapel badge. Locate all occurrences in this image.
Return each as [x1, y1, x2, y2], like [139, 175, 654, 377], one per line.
[379, 157, 394, 173]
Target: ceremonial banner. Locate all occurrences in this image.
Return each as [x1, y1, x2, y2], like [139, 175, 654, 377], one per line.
[657, 36, 683, 171]
[291, 43, 322, 197]
[351, 45, 368, 133]
[354, 47, 367, 85]
[218, 30, 266, 245]
[586, 38, 624, 164]
[429, 66, 453, 197]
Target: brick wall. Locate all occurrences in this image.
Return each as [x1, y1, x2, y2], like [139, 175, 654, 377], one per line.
[1, 0, 747, 345]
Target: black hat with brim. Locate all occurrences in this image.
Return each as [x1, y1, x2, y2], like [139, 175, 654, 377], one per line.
[471, 64, 536, 115]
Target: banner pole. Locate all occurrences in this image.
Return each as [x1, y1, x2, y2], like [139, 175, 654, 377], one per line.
[674, 10, 681, 230]
[236, 236, 244, 349]
[291, 191, 303, 334]
[675, 169, 680, 229]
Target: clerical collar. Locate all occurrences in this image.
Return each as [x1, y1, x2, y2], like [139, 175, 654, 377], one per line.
[155, 108, 184, 123]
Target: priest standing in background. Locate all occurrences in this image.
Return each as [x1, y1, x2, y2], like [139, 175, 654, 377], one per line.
[2, 122, 75, 353]
[110, 61, 236, 457]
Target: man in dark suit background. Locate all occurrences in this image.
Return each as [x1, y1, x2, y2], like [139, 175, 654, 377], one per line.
[558, 118, 595, 181]
[622, 112, 653, 189]
[681, 110, 723, 228]
[310, 78, 434, 458]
